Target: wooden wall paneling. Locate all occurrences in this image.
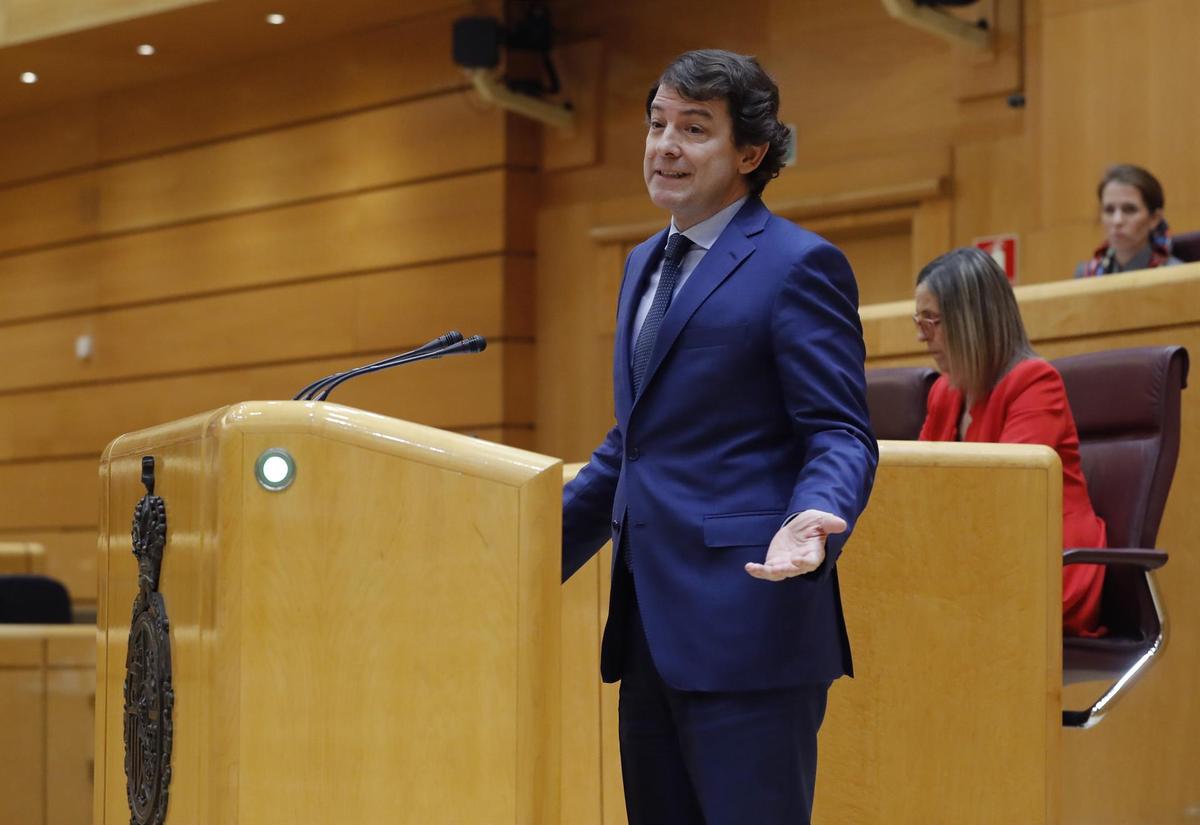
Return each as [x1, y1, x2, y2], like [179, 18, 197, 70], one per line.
[0, 256, 519, 393]
[0, 530, 95, 604]
[952, 136, 1032, 248]
[0, 340, 533, 461]
[95, 7, 480, 163]
[542, 39, 605, 173]
[830, 226, 915, 307]
[767, 0, 965, 164]
[0, 93, 507, 252]
[0, 170, 101, 255]
[0, 5, 491, 188]
[911, 196, 955, 277]
[535, 200, 621, 462]
[1038, 0, 1200, 280]
[0, 169, 511, 324]
[0, 458, 97, 530]
[953, 0, 1023, 101]
[0, 99, 100, 186]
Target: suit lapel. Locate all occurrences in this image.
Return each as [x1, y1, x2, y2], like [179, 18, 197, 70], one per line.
[615, 229, 668, 420]
[633, 199, 767, 405]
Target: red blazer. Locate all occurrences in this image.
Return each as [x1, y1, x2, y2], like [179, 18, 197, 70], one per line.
[919, 358, 1106, 636]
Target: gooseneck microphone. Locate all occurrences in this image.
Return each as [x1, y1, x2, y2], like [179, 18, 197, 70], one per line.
[315, 335, 486, 401]
[292, 331, 464, 401]
[292, 333, 488, 402]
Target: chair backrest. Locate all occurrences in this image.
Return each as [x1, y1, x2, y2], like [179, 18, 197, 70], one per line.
[1052, 347, 1189, 549]
[0, 575, 72, 623]
[865, 366, 938, 440]
[1170, 231, 1200, 263]
[1052, 347, 1189, 638]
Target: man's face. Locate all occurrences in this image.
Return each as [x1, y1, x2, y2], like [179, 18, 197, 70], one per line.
[643, 86, 766, 231]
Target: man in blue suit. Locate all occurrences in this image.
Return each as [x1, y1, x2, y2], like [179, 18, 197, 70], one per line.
[562, 50, 877, 824]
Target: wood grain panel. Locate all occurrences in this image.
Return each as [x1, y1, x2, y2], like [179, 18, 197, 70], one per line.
[0, 100, 99, 186]
[1039, 0, 1200, 253]
[953, 136, 1033, 251]
[0, 255, 529, 392]
[0, 628, 95, 825]
[0, 93, 508, 254]
[0, 340, 533, 461]
[0, 169, 514, 324]
[828, 224, 914, 306]
[0, 669, 45, 825]
[45, 665, 96, 825]
[95, 8, 471, 163]
[0, 459, 97, 531]
[0, 530, 97, 604]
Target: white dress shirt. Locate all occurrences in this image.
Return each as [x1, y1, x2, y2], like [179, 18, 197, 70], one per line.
[631, 196, 749, 348]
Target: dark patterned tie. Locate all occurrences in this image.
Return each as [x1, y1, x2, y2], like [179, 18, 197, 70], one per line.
[623, 232, 692, 573]
[631, 232, 692, 397]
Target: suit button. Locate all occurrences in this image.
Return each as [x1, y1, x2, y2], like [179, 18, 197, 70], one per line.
[611, 520, 620, 529]
[628, 448, 640, 461]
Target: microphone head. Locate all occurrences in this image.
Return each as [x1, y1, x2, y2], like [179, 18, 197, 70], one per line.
[463, 335, 487, 353]
[440, 330, 465, 347]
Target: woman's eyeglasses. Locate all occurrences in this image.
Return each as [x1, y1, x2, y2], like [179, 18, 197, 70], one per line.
[912, 314, 942, 336]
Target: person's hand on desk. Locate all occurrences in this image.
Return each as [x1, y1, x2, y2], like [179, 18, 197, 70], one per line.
[745, 510, 847, 581]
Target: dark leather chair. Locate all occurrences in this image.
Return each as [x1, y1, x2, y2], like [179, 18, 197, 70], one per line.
[0, 575, 72, 623]
[865, 366, 937, 440]
[1170, 231, 1200, 263]
[1053, 346, 1189, 728]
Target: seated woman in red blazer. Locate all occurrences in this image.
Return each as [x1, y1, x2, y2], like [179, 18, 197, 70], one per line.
[914, 247, 1106, 636]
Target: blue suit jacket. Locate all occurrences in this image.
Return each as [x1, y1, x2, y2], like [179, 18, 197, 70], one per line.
[562, 197, 878, 692]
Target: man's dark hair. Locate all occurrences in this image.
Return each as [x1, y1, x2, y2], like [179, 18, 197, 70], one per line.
[646, 49, 791, 197]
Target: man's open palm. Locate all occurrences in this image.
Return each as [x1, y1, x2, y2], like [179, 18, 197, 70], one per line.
[745, 510, 847, 581]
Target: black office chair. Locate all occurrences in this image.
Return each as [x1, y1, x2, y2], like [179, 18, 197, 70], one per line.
[0, 575, 72, 623]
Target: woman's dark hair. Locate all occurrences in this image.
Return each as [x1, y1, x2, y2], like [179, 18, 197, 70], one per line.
[646, 49, 791, 197]
[1097, 164, 1165, 212]
[917, 247, 1034, 401]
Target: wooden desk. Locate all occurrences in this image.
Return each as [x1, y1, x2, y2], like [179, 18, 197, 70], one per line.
[562, 441, 1064, 823]
[0, 625, 94, 825]
[861, 262, 1200, 824]
[0, 541, 45, 575]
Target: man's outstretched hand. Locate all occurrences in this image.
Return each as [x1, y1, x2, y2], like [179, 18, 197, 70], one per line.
[744, 510, 847, 581]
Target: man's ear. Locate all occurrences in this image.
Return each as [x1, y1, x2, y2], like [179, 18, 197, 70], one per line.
[738, 142, 769, 175]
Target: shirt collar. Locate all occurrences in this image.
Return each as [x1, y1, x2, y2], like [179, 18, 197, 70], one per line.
[669, 196, 749, 251]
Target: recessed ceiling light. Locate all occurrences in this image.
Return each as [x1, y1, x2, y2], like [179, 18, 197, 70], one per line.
[265, 13, 285, 25]
[20, 71, 38, 84]
[137, 44, 156, 56]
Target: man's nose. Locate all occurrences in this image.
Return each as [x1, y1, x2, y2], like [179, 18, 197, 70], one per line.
[656, 128, 682, 155]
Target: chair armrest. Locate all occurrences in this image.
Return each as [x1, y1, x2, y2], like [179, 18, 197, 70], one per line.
[1063, 547, 1168, 570]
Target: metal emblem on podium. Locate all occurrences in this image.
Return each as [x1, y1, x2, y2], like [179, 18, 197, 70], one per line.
[124, 455, 174, 825]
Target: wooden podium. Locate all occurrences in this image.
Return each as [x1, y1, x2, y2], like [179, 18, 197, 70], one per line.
[95, 402, 562, 825]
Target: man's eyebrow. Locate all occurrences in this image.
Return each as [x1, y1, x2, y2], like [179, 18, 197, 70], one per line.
[649, 104, 714, 119]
